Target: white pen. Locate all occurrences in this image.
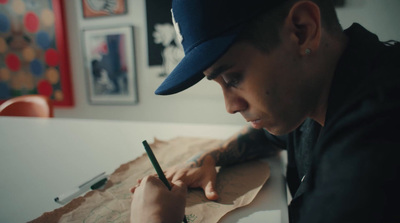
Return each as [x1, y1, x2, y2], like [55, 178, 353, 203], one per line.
[54, 172, 108, 205]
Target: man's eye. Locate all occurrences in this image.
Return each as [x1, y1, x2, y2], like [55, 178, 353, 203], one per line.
[226, 79, 239, 87]
[222, 73, 242, 88]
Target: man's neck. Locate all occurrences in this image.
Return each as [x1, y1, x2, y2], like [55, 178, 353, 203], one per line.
[310, 32, 349, 126]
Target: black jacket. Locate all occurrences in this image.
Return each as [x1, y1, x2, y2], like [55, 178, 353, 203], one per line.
[266, 23, 400, 223]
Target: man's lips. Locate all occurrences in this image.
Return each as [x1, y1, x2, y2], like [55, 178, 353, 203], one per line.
[248, 119, 261, 124]
[247, 119, 263, 128]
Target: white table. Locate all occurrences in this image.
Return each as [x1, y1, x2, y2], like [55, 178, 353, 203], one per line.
[0, 117, 288, 223]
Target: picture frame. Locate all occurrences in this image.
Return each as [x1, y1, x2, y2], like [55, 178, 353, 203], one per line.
[0, 0, 74, 106]
[82, 26, 138, 105]
[82, 0, 127, 18]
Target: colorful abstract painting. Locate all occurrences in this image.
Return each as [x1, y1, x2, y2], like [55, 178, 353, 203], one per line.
[0, 0, 73, 106]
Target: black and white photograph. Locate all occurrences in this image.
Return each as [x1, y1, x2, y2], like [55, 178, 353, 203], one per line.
[146, 0, 184, 77]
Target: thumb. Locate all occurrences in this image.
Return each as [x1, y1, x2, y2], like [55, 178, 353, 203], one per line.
[204, 180, 219, 200]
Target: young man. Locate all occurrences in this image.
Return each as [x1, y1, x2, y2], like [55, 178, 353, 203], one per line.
[131, 0, 400, 222]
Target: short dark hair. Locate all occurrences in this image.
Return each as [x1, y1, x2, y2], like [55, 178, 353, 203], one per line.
[237, 0, 342, 53]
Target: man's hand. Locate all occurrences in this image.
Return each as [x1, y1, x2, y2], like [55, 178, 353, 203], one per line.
[130, 175, 187, 223]
[165, 154, 219, 200]
[131, 153, 219, 201]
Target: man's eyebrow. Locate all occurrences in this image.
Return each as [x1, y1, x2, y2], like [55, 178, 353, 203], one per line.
[206, 64, 233, 80]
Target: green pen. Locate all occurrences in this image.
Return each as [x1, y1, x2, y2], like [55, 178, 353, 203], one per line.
[142, 140, 188, 223]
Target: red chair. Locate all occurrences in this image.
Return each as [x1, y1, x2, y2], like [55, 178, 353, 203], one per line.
[0, 95, 54, 118]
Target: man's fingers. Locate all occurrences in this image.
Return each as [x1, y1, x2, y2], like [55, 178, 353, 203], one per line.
[131, 175, 162, 193]
[204, 180, 218, 200]
[130, 180, 141, 193]
[171, 180, 187, 194]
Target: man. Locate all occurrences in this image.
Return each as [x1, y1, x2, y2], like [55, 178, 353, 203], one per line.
[131, 0, 400, 222]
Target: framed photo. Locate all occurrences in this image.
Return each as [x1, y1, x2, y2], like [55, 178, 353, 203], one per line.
[0, 0, 74, 106]
[82, 0, 127, 18]
[82, 26, 138, 105]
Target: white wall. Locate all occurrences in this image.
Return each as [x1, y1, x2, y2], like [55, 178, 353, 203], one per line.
[335, 0, 400, 42]
[55, 0, 400, 125]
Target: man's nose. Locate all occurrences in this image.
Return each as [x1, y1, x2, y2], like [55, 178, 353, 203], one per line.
[223, 90, 247, 114]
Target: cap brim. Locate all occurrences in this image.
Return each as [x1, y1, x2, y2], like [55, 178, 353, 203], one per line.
[155, 32, 238, 95]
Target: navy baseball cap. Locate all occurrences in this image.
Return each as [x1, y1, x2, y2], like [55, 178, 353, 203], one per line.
[155, 0, 286, 95]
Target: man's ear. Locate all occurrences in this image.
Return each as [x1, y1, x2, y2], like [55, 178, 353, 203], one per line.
[284, 1, 321, 55]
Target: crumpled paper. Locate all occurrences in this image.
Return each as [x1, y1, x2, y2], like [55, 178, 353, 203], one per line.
[30, 137, 270, 223]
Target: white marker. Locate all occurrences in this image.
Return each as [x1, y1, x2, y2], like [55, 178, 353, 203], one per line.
[54, 172, 108, 205]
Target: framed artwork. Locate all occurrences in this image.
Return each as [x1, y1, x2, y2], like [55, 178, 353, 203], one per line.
[0, 0, 74, 106]
[82, 0, 127, 18]
[82, 26, 138, 105]
[145, 0, 184, 77]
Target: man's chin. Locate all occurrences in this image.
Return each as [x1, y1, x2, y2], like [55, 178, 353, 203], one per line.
[263, 125, 292, 136]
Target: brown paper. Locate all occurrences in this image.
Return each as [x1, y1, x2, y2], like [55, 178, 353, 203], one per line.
[30, 137, 270, 223]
